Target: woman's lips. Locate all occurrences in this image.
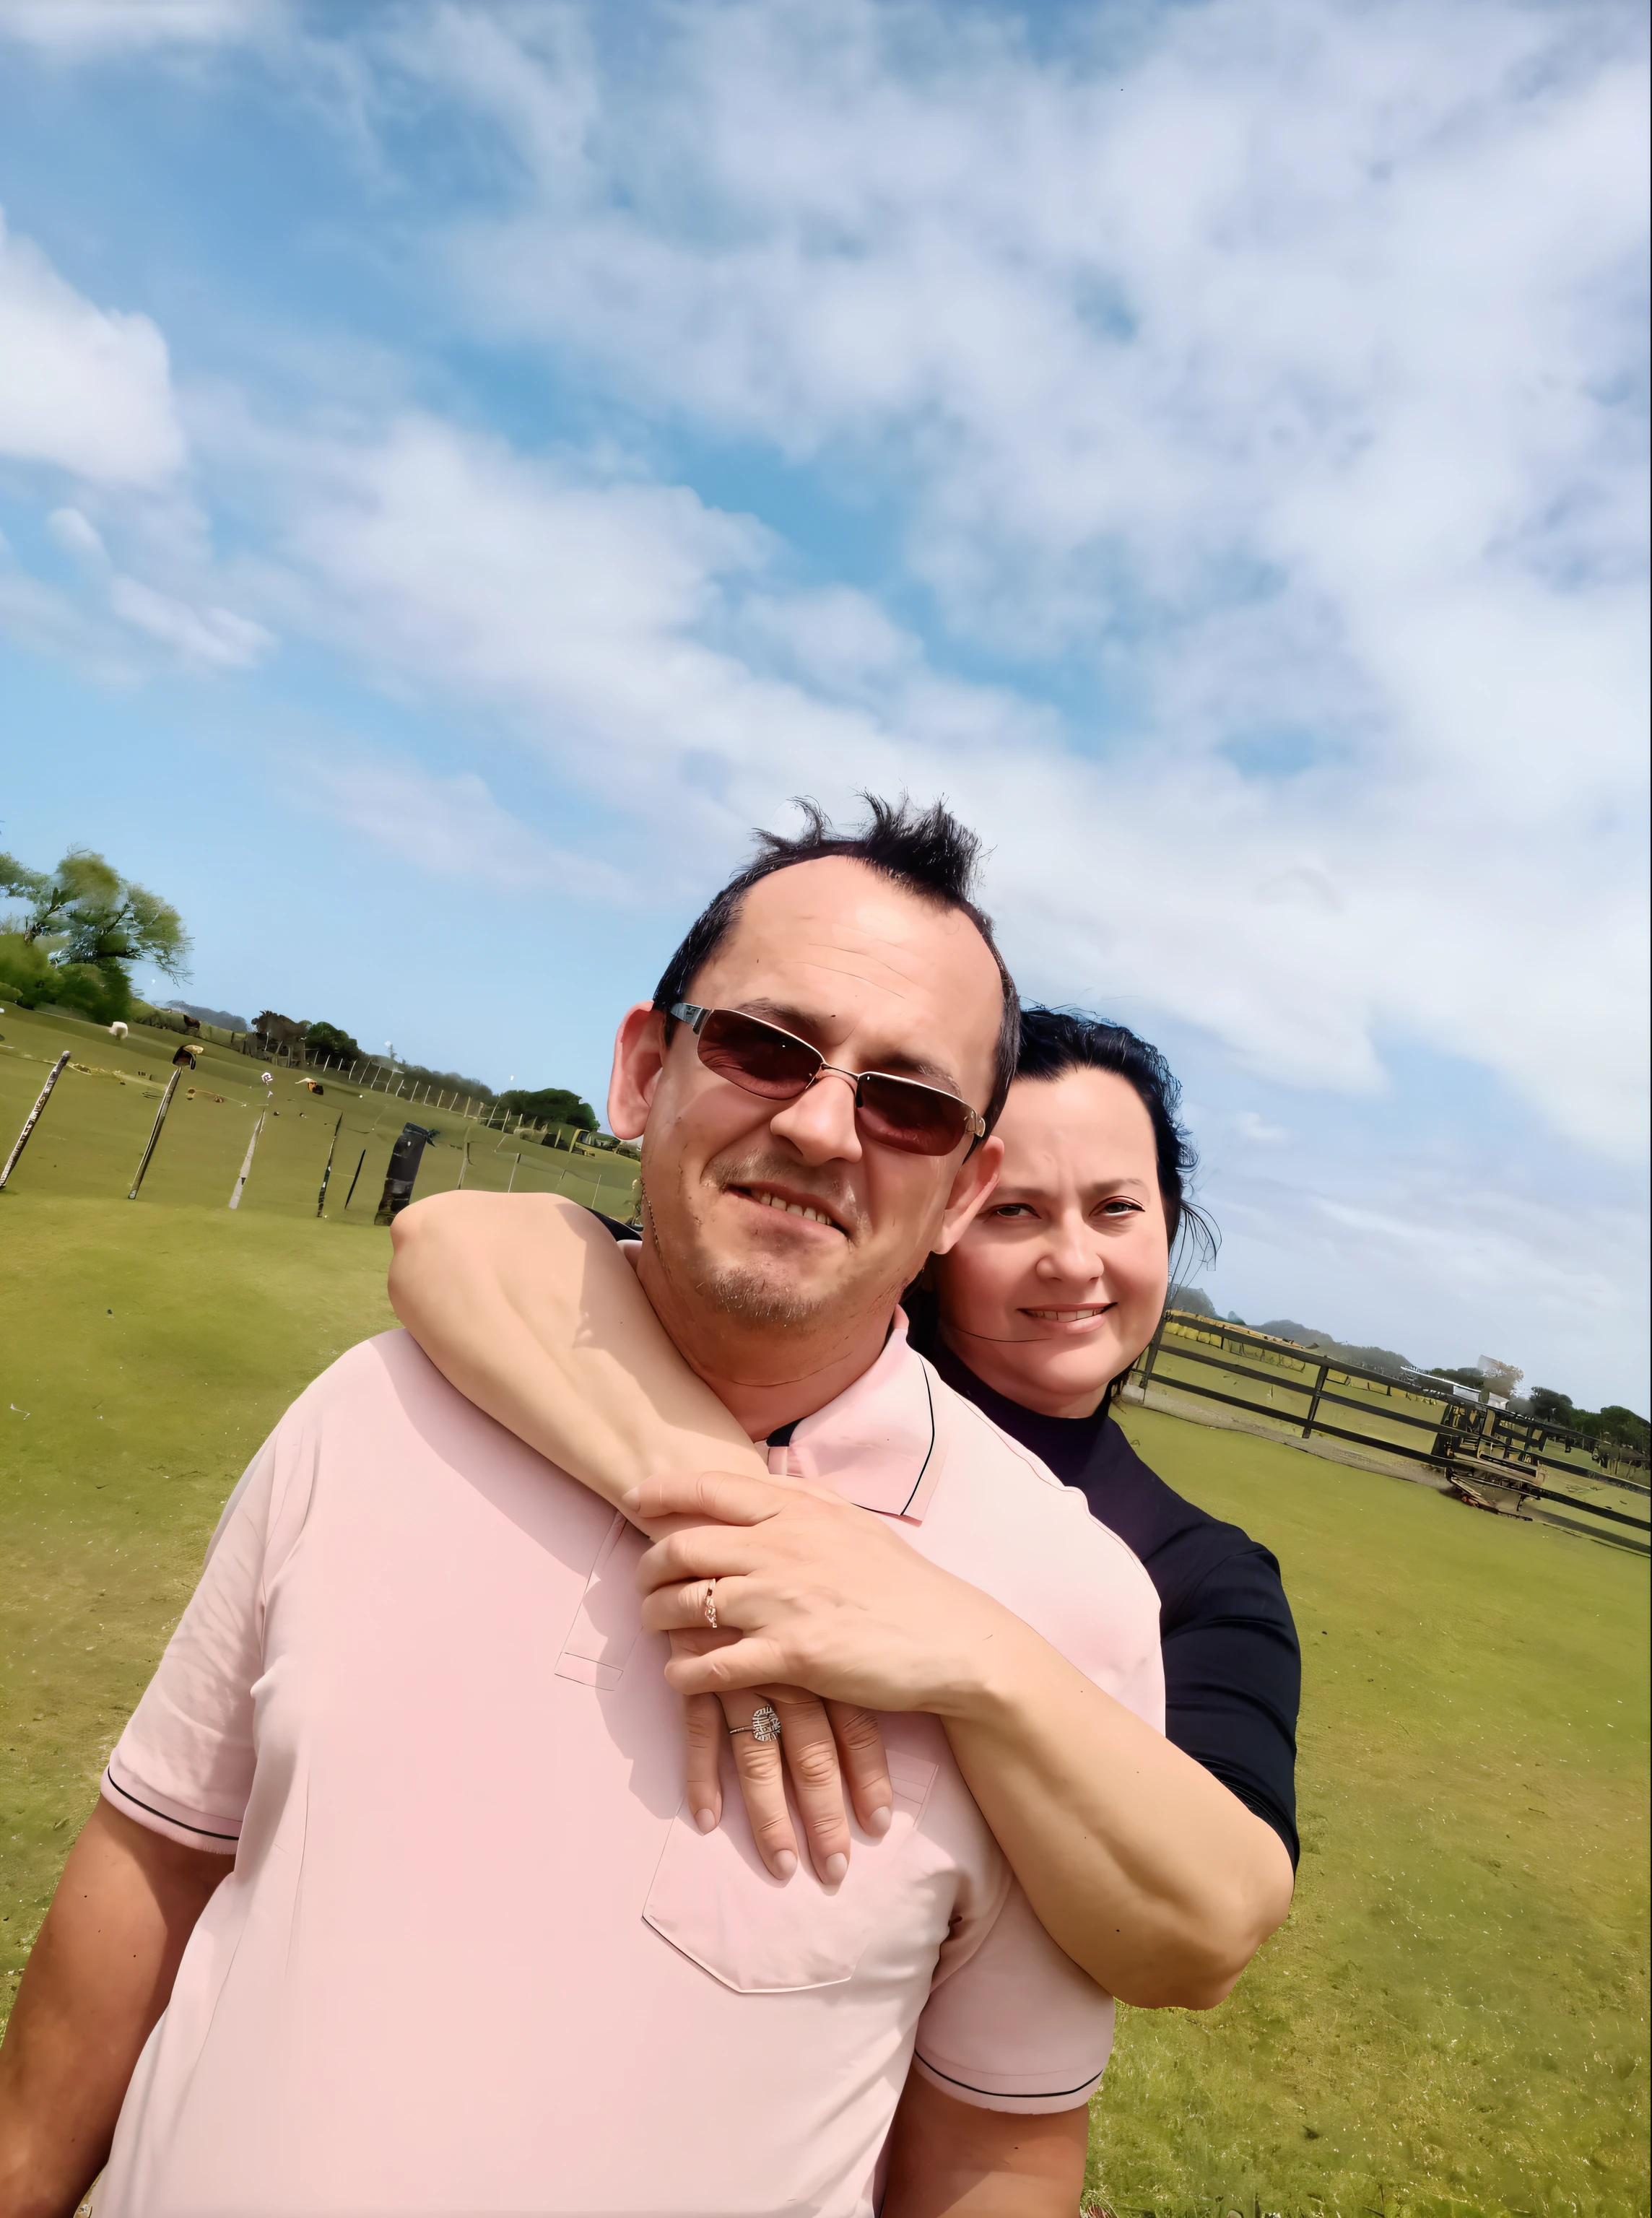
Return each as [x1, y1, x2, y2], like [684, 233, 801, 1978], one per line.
[1018, 1305, 1113, 1331]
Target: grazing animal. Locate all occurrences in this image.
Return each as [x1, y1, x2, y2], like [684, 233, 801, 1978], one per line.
[181, 1014, 202, 1035]
[109, 1022, 129, 1040]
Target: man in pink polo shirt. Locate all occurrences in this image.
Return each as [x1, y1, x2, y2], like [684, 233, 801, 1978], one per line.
[0, 801, 1162, 2217]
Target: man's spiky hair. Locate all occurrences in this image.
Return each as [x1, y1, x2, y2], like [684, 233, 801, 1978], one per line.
[652, 794, 1020, 1133]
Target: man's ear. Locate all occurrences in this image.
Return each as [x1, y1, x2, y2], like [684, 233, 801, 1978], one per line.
[609, 1003, 668, 1141]
[930, 1134, 1003, 1255]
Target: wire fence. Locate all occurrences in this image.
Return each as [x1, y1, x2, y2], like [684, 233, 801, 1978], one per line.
[0, 1005, 643, 1226]
[146, 1011, 637, 1161]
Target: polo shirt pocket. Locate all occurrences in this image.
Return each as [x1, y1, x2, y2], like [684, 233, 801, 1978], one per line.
[554, 1510, 646, 1691]
[642, 1748, 939, 1992]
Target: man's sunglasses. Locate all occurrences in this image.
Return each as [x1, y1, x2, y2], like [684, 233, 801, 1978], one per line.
[668, 1002, 987, 1157]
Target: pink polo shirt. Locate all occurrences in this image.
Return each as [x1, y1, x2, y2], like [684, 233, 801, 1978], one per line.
[97, 1321, 1163, 2217]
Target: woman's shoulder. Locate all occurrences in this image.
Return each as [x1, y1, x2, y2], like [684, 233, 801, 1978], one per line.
[1099, 1416, 1294, 1627]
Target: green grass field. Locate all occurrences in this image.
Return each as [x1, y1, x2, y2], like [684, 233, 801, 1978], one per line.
[0, 1001, 643, 1222]
[1, 1001, 1646, 2218]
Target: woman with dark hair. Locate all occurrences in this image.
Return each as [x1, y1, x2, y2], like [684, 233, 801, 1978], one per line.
[387, 1006, 1298, 2009]
[911, 1008, 1300, 1870]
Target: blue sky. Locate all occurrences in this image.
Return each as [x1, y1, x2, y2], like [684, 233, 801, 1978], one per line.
[1, 0, 1646, 1406]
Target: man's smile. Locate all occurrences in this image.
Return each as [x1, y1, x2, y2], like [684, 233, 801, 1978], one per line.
[728, 1180, 851, 1236]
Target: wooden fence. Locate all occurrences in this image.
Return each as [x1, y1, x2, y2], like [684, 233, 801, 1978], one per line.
[1134, 1312, 1649, 1545]
[216, 1029, 636, 1160]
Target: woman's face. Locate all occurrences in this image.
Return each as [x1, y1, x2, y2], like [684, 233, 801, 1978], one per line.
[934, 1067, 1170, 1419]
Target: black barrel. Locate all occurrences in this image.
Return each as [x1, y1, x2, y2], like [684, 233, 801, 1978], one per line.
[373, 1123, 440, 1225]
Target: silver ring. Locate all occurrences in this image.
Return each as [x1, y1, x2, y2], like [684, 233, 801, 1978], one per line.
[728, 1702, 782, 1744]
[702, 1580, 718, 1632]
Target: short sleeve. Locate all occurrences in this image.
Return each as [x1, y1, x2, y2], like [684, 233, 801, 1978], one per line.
[101, 1437, 278, 1854]
[910, 1876, 1114, 2114]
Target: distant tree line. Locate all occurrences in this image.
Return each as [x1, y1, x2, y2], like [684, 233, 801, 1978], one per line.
[1168, 1288, 1413, 1379]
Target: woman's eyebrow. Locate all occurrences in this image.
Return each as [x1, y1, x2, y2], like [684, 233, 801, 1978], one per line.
[994, 1175, 1155, 1202]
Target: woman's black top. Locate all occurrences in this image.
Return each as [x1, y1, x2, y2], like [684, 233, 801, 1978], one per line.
[931, 1339, 1302, 1866]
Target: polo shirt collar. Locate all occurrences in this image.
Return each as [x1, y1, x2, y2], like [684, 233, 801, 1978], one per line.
[773, 1313, 944, 1523]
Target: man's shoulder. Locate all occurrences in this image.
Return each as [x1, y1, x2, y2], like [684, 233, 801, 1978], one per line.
[286, 1327, 441, 1421]
[282, 1330, 565, 1482]
[923, 1369, 1164, 1700]
[933, 1372, 1147, 1555]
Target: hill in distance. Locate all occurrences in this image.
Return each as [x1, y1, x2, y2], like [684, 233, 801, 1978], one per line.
[1168, 1285, 1415, 1378]
[166, 999, 251, 1031]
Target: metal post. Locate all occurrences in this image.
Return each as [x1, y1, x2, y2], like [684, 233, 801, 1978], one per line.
[316, 1112, 344, 1217]
[508, 1152, 521, 1193]
[127, 1069, 181, 1199]
[343, 1148, 367, 1209]
[0, 1051, 72, 1192]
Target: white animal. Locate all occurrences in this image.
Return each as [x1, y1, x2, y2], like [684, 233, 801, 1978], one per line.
[109, 1021, 129, 1039]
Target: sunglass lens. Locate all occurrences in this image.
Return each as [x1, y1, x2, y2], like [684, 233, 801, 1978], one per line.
[856, 1074, 969, 1155]
[696, 1010, 818, 1099]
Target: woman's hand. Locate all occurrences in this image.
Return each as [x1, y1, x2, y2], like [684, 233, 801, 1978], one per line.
[631, 1468, 1014, 1716]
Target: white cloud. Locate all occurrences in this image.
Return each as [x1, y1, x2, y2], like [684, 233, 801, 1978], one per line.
[107, 574, 271, 669]
[0, 211, 186, 485]
[331, 0, 1643, 1155]
[46, 505, 108, 565]
[1206, 1154, 1648, 1405]
[206, 396, 1642, 1157]
[294, 753, 627, 900]
[1233, 1112, 1290, 1147]
[0, 0, 276, 53]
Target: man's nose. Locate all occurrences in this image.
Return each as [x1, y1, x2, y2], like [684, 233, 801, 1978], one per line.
[767, 1068, 864, 1165]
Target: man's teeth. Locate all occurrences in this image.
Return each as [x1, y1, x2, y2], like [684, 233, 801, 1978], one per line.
[751, 1190, 836, 1227]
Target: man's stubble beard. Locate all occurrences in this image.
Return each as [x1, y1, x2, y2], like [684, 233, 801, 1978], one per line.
[645, 1148, 883, 1336]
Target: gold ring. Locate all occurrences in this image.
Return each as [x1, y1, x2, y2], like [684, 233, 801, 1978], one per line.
[702, 1579, 718, 1632]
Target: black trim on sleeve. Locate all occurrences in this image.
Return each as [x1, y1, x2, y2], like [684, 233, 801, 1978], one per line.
[104, 1768, 242, 1843]
[913, 2053, 1102, 2100]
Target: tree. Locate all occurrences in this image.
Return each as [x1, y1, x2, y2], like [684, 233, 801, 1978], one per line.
[497, 1087, 598, 1131]
[1477, 1354, 1524, 1401]
[0, 846, 191, 984]
[253, 1012, 309, 1060]
[1529, 1388, 1575, 1426]
[307, 1021, 362, 1064]
[2, 848, 189, 974]
[1595, 1405, 1651, 1453]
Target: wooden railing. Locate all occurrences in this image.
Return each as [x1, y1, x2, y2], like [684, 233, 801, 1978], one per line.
[1133, 1312, 1649, 1543]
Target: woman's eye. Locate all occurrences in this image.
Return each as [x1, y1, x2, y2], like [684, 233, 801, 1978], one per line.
[1097, 1198, 1144, 1219]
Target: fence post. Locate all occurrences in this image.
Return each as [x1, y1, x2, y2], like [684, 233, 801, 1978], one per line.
[1303, 1359, 1329, 1439]
[0, 1050, 72, 1192]
[1136, 1310, 1168, 1394]
[127, 1069, 181, 1200]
